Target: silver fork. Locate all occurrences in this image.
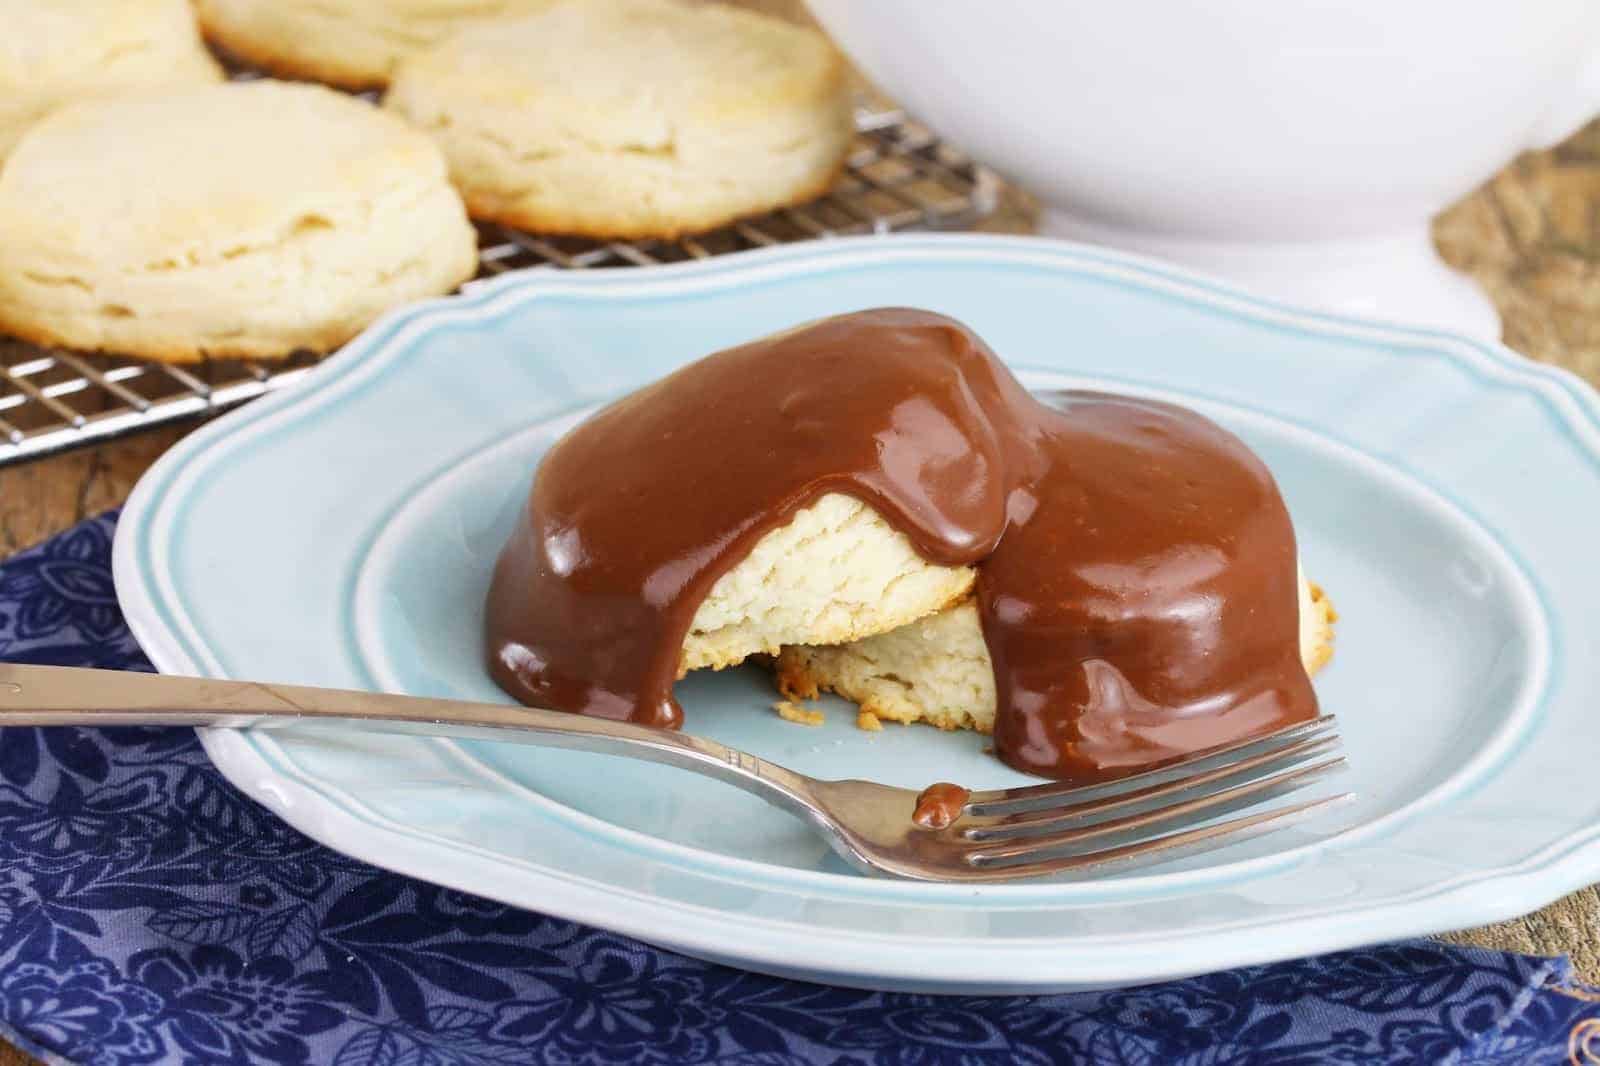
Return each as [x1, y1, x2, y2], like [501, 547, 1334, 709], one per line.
[0, 664, 1351, 882]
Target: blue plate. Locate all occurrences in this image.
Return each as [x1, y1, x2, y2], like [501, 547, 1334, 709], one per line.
[114, 236, 1600, 992]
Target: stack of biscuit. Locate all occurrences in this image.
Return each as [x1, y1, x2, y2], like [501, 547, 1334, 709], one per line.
[0, 0, 854, 364]
[773, 567, 1337, 735]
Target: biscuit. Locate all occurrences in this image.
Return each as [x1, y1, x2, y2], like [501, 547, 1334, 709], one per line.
[0, 82, 477, 363]
[193, 0, 563, 91]
[385, 0, 855, 239]
[0, 0, 222, 163]
[775, 573, 1337, 734]
[679, 493, 974, 675]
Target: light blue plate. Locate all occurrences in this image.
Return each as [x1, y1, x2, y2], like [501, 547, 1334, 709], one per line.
[114, 236, 1600, 993]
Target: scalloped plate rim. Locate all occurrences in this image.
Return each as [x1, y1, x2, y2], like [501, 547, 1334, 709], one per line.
[112, 234, 1600, 991]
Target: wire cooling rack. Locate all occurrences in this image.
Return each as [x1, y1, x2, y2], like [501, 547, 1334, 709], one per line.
[0, 106, 998, 469]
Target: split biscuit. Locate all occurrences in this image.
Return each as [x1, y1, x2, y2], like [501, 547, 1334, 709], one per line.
[776, 571, 1337, 734]
[680, 493, 974, 675]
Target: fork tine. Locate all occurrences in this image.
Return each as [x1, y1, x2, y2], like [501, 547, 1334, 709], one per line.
[964, 755, 1347, 862]
[964, 733, 1341, 840]
[966, 714, 1338, 816]
[958, 792, 1355, 881]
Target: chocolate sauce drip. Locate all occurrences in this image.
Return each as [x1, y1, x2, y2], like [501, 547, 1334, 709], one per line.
[912, 783, 970, 830]
[485, 308, 1317, 780]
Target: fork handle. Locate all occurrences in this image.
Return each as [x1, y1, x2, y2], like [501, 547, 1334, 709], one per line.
[0, 663, 821, 818]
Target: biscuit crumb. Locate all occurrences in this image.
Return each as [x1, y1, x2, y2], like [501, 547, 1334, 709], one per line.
[1311, 582, 1340, 623]
[1305, 583, 1337, 673]
[776, 660, 821, 701]
[774, 700, 825, 727]
[856, 710, 883, 732]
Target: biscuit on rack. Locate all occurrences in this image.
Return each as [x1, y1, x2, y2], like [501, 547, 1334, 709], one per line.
[0, 82, 476, 364]
[0, 0, 221, 162]
[775, 574, 1337, 733]
[385, 0, 855, 240]
[193, 0, 563, 91]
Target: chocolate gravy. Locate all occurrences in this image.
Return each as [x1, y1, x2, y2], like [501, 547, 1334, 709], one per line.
[912, 783, 971, 830]
[485, 308, 1317, 780]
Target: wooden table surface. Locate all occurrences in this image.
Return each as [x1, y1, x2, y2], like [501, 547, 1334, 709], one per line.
[0, 34, 1596, 1066]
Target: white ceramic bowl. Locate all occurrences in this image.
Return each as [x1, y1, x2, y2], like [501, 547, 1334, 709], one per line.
[807, 0, 1600, 335]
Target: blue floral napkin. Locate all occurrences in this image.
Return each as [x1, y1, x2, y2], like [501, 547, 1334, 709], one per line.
[1, 512, 1597, 1066]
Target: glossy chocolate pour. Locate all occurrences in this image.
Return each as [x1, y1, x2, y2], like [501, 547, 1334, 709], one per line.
[485, 308, 1317, 780]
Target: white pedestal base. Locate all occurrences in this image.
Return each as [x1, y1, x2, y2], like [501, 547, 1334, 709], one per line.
[1038, 210, 1501, 341]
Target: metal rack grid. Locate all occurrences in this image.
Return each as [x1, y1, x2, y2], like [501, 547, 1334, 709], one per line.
[0, 106, 998, 470]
